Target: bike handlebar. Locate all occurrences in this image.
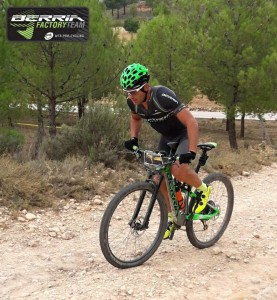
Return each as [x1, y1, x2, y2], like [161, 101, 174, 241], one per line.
[131, 146, 178, 164]
[129, 142, 217, 172]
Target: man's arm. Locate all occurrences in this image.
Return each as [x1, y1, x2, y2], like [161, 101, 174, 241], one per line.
[130, 112, 142, 138]
[176, 108, 199, 153]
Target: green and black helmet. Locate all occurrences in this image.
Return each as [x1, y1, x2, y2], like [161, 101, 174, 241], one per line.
[120, 63, 150, 90]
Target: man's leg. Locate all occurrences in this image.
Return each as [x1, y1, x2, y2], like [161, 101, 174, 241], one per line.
[172, 138, 211, 213]
[172, 166, 211, 213]
[156, 136, 175, 239]
[153, 170, 175, 240]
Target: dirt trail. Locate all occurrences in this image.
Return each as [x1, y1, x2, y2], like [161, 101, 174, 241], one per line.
[0, 164, 276, 300]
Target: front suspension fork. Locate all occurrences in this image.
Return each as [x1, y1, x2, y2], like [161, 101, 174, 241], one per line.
[128, 172, 163, 230]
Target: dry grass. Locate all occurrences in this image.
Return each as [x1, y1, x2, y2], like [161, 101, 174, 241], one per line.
[1, 118, 276, 210]
[197, 119, 277, 175]
[0, 156, 49, 210]
[113, 27, 137, 42]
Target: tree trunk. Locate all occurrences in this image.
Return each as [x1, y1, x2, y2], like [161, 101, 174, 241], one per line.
[35, 97, 45, 155]
[48, 44, 57, 137]
[48, 97, 56, 136]
[227, 85, 239, 150]
[227, 114, 238, 149]
[240, 112, 245, 138]
[117, 8, 120, 19]
[226, 118, 229, 131]
[78, 96, 87, 119]
[8, 115, 13, 127]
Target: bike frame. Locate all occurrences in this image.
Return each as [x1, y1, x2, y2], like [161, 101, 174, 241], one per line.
[128, 148, 220, 230]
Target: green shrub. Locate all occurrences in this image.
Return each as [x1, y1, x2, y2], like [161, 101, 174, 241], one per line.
[41, 125, 82, 160]
[41, 103, 129, 166]
[79, 104, 128, 164]
[124, 18, 140, 33]
[0, 128, 24, 154]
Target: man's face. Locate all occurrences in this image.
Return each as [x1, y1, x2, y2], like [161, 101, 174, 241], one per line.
[126, 83, 149, 105]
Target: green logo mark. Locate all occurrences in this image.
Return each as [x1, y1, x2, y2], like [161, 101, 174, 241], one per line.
[10, 9, 35, 40]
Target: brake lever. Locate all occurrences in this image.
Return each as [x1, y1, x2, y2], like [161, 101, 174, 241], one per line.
[132, 146, 142, 159]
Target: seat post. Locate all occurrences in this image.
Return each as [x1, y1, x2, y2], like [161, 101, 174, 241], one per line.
[195, 150, 208, 173]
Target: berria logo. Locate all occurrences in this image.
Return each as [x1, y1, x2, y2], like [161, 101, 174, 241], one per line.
[7, 7, 89, 42]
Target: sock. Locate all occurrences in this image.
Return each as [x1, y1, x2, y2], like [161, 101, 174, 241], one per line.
[168, 212, 173, 222]
[196, 182, 208, 193]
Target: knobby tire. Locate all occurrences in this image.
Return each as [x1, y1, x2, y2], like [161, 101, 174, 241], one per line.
[99, 181, 168, 269]
[186, 173, 234, 249]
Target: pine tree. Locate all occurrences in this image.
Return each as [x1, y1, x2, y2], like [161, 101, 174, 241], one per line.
[178, 0, 277, 149]
[131, 13, 195, 101]
[6, 0, 123, 140]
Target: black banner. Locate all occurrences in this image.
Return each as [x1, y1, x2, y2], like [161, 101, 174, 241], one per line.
[7, 7, 89, 42]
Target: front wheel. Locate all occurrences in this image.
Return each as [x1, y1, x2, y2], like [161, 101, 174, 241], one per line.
[99, 181, 167, 269]
[186, 173, 234, 249]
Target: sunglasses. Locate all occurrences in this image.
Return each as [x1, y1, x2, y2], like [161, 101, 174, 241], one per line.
[123, 83, 147, 96]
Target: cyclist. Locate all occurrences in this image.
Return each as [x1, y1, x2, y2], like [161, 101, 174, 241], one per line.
[121, 63, 211, 239]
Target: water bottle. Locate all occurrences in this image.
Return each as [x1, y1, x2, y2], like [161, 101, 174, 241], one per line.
[176, 188, 185, 210]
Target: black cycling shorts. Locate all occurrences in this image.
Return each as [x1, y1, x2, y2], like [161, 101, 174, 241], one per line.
[158, 135, 189, 156]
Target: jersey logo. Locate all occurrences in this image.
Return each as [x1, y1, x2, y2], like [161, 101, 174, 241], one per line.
[162, 93, 178, 104]
[147, 111, 173, 123]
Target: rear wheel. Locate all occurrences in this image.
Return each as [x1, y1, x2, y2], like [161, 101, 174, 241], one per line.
[99, 181, 167, 268]
[186, 173, 234, 248]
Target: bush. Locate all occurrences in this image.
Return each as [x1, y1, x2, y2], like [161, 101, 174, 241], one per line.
[79, 104, 129, 165]
[41, 125, 82, 160]
[41, 102, 129, 166]
[0, 128, 24, 154]
[124, 18, 140, 33]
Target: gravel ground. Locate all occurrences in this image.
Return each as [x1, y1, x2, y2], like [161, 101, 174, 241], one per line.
[0, 163, 276, 300]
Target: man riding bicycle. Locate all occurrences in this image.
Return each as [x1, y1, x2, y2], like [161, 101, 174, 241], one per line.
[121, 63, 211, 239]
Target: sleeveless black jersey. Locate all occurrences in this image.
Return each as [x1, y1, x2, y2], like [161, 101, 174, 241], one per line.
[127, 85, 187, 139]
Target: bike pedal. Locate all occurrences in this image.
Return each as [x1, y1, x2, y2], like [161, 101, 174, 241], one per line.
[169, 228, 175, 240]
[169, 223, 181, 240]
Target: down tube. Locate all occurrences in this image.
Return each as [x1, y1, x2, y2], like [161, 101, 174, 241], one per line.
[163, 169, 180, 219]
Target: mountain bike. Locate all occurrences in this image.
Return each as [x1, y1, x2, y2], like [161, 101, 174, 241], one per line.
[99, 142, 234, 269]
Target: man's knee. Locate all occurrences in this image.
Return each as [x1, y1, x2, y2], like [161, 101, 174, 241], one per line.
[171, 162, 190, 180]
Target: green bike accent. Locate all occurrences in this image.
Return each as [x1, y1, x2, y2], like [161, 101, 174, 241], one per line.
[211, 142, 217, 148]
[208, 142, 218, 148]
[186, 208, 220, 221]
[164, 166, 180, 217]
[189, 191, 197, 198]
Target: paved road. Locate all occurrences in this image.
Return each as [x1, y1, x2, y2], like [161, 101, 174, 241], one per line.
[191, 111, 277, 121]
